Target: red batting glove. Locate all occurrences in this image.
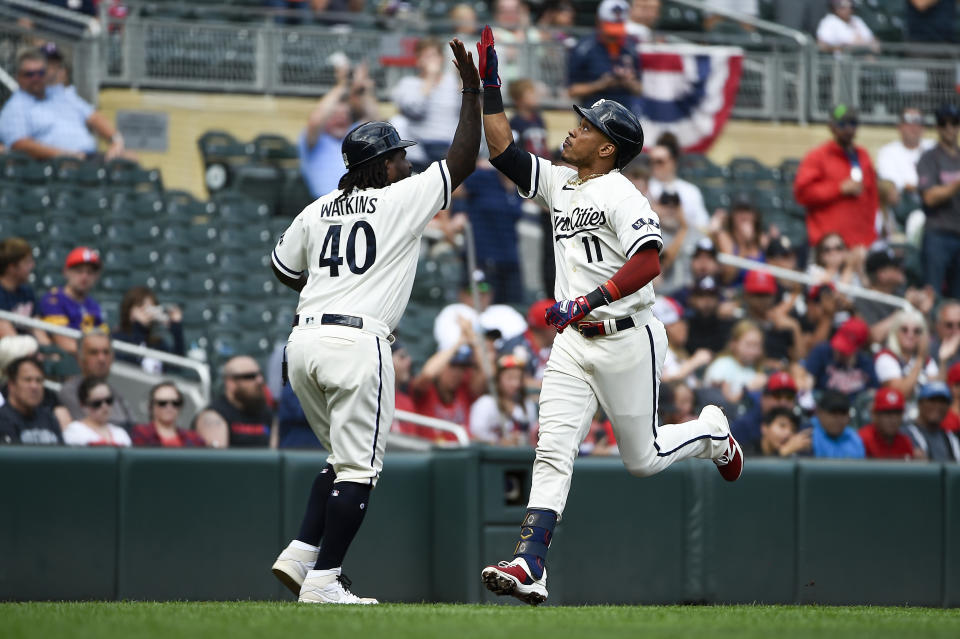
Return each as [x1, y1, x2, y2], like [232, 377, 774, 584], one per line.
[476, 25, 501, 88]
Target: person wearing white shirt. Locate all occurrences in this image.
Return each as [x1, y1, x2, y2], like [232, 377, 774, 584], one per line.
[817, 0, 879, 53]
[626, 0, 660, 43]
[876, 107, 936, 194]
[433, 271, 528, 351]
[646, 133, 710, 230]
[62, 378, 132, 447]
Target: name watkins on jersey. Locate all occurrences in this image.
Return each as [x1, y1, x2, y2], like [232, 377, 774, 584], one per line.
[554, 205, 606, 239]
[317, 195, 379, 218]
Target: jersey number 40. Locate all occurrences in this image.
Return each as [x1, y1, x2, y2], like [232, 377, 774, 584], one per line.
[318, 221, 377, 276]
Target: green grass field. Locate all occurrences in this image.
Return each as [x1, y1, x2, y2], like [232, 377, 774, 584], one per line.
[2, 602, 959, 639]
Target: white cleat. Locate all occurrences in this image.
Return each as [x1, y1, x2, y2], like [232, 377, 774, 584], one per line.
[272, 542, 319, 596]
[298, 568, 378, 604]
[700, 405, 744, 482]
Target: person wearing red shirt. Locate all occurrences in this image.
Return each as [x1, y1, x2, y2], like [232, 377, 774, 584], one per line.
[942, 360, 960, 433]
[859, 387, 916, 459]
[131, 381, 206, 447]
[794, 104, 878, 248]
[409, 342, 486, 442]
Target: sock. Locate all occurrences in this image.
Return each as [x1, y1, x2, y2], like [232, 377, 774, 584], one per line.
[289, 540, 318, 553]
[312, 481, 372, 571]
[296, 464, 336, 546]
[513, 508, 557, 580]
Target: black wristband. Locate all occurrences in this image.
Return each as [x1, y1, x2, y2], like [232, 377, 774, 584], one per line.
[585, 286, 613, 310]
[461, 87, 481, 95]
[483, 86, 504, 115]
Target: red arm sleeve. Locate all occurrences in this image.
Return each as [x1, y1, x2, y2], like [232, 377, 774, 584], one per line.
[603, 246, 661, 301]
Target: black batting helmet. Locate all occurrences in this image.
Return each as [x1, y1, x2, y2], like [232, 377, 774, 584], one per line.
[572, 99, 644, 170]
[341, 121, 416, 170]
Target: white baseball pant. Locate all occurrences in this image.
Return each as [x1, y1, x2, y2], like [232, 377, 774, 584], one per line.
[286, 323, 394, 487]
[528, 314, 729, 516]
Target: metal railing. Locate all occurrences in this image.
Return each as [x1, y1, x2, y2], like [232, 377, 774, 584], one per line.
[394, 410, 470, 447]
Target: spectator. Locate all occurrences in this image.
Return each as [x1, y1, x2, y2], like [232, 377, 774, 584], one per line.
[454, 158, 525, 304]
[795, 104, 879, 249]
[391, 339, 418, 436]
[942, 361, 960, 433]
[703, 319, 767, 405]
[704, 0, 758, 32]
[874, 308, 938, 401]
[854, 244, 934, 343]
[509, 79, 550, 158]
[745, 407, 811, 458]
[904, 382, 960, 461]
[131, 381, 206, 447]
[567, 0, 643, 109]
[492, 0, 542, 85]
[652, 190, 694, 294]
[918, 103, 960, 299]
[647, 133, 710, 230]
[654, 296, 711, 386]
[0, 237, 50, 345]
[931, 299, 960, 372]
[41, 42, 70, 95]
[742, 271, 802, 367]
[715, 194, 766, 286]
[804, 316, 878, 401]
[810, 389, 865, 458]
[300, 61, 378, 198]
[469, 352, 534, 446]
[623, 157, 650, 195]
[685, 276, 735, 355]
[276, 382, 322, 449]
[0, 48, 126, 160]
[731, 371, 799, 449]
[58, 331, 135, 429]
[816, 0, 879, 54]
[805, 232, 864, 290]
[875, 179, 903, 242]
[876, 107, 936, 194]
[63, 377, 132, 447]
[796, 283, 840, 357]
[0, 356, 63, 445]
[500, 299, 556, 394]
[112, 286, 184, 374]
[905, 0, 956, 43]
[433, 269, 528, 351]
[448, 3, 479, 36]
[627, 0, 660, 42]
[0, 334, 71, 428]
[196, 356, 274, 448]
[537, 0, 576, 43]
[392, 38, 462, 171]
[409, 340, 486, 441]
[670, 238, 721, 305]
[764, 236, 799, 281]
[859, 387, 916, 459]
[38, 246, 106, 356]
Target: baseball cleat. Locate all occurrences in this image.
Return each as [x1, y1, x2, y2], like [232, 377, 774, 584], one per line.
[714, 434, 744, 482]
[481, 557, 548, 606]
[272, 542, 318, 596]
[298, 568, 378, 604]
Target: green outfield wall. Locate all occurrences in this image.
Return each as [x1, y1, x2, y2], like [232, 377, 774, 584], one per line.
[1, 447, 957, 606]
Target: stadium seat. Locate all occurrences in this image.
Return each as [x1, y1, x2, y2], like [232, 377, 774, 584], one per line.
[779, 159, 801, 186]
[214, 190, 271, 224]
[106, 158, 163, 193]
[253, 133, 298, 163]
[678, 153, 726, 180]
[278, 169, 314, 218]
[699, 185, 731, 213]
[228, 163, 281, 214]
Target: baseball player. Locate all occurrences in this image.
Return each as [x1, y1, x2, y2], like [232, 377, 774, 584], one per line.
[473, 26, 744, 606]
[268, 39, 482, 605]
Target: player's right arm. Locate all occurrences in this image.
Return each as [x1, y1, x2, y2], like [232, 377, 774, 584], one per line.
[271, 216, 308, 292]
[476, 25, 532, 194]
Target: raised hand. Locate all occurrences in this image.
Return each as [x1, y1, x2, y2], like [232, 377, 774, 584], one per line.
[449, 37, 480, 90]
[475, 25, 500, 88]
[545, 297, 591, 333]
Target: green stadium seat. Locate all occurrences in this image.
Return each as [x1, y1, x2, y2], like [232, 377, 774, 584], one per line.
[98, 272, 134, 295]
[106, 158, 163, 193]
[71, 188, 113, 218]
[213, 190, 271, 226]
[279, 169, 314, 218]
[185, 248, 219, 271]
[678, 153, 726, 180]
[699, 185, 731, 213]
[729, 156, 779, 184]
[228, 164, 281, 214]
[779, 159, 801, 185]
[19, 189, 53, 214]
[253, 133, 298, 162]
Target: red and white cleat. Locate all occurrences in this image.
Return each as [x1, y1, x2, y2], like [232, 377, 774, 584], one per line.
[481, 557, 548, 606]
[714, 434, 744, 482]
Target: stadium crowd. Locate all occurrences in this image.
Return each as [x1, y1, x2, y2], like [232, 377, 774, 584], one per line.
[1, 0, 959, 463]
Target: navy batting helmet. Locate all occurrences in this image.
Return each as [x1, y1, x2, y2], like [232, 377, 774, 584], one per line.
[572, 99, 644, 170]
[341, 121, 416, 169]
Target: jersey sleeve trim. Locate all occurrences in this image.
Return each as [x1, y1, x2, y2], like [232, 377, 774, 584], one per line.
[272, 249, 303, 279]
[439, 159, 451, 210]
[626, 234, 664, 258]
[518, 153, 541, 199]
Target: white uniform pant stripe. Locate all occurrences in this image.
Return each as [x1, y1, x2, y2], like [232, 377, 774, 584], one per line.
[528, 318, 729, 516]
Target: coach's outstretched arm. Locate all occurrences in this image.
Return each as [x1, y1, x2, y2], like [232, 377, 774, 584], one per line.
[476, 26, 532, 193]
[445, 38, 483, 190]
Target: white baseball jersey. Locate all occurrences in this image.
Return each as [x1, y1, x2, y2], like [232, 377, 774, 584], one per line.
[520, 154, 663, 321]
[272, 160, 453, 330]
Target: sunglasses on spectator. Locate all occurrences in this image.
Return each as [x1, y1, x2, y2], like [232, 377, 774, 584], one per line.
[650, 157, 670, 165]
[87, 396, 114, 409]
[835, 119, 858, 128]
[901, 113, 923, 125]
[769, 390, 796, 400]
[230, 372, 261, 381]
[821, 243, 845, 252]
[153, 399, 183, 408]
[19, 69, 46, 78]
[899, 326, 923, 336]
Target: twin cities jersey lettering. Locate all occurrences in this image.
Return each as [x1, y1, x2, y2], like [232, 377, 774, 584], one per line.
[272, 160, 452, 331]
[520, 153, 664, 322]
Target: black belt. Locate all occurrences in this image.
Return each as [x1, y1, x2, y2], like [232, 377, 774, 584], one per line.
[292, 313, 364, 329]
[576, 316, 635, 338]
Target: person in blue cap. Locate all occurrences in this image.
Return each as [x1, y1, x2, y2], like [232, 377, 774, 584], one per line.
[904, 382, 960, 461]
[810, 389, 865, 459]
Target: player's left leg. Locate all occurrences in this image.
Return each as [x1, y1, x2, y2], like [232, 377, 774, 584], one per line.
[593, 319, 740, 479]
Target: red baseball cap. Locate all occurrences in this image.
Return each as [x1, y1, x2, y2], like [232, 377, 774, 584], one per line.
[948, 361, 960, 386]
[527, 299, 555, 329]
[64, 246, 101, 269]
[744, 270, 777, 296]
[873, 387, 905, 412]
[830, 317, 870, 357]
[765, 371, 797, 394]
